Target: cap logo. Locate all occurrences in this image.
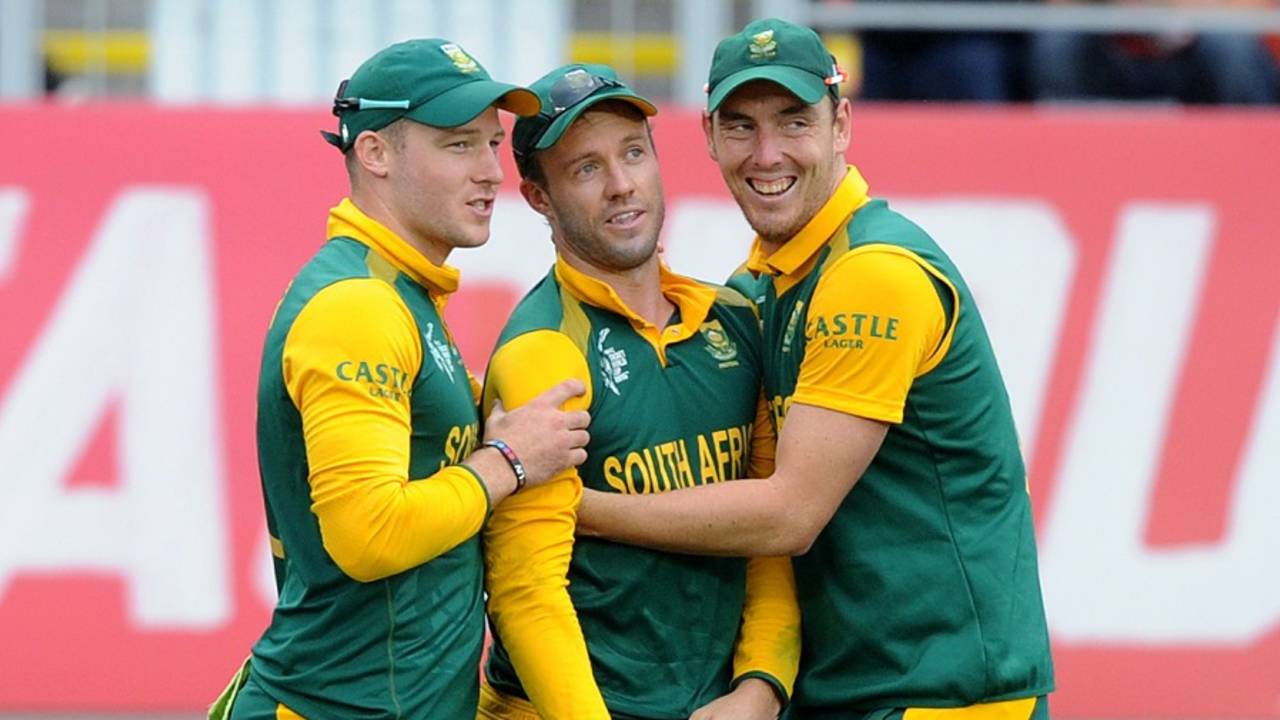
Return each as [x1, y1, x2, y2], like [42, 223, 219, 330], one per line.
[440, 43, 479, 74]
[748, 30, 777, 61]
[561, 69, 597, 94]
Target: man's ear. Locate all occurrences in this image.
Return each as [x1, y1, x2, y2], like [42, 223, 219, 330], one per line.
[520, 178, 554, 220]
[353, 130, 392, 179]
[832, 97, 852, 156]
[702, 110, 718, 163]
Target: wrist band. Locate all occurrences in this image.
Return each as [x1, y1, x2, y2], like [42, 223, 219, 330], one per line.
[483, 439, 527, 492]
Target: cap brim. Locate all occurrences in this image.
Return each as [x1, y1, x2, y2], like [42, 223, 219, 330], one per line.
[534, 87, 659, 151]
[411, 80, 541, 128]
[707, 65, 828, 112]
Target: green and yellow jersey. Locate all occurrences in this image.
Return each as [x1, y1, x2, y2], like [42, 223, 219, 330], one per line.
[480, 257, 800, 720]
[247, 199, 490, 719]
[728, 168, 1054, 717]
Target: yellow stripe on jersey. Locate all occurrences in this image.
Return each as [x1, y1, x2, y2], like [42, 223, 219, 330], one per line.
[282, 277, 488, 583]
[904, 696, 1038, 720]
[268, 535, 285, 560]
[559, 290, 592, 358]
[792, 245, 949, 425]
[483, 330, 608, 719]
[365, 249, 398, 285]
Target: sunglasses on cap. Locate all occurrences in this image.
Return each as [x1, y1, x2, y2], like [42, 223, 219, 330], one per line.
[547, 69, 623, 115]
[515, 69, 626, 162]
[330, 79, 411, 115]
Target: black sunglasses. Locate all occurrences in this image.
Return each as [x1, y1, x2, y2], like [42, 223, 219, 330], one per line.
[515, 70, 623, 164]
[547, 70, 623, 115]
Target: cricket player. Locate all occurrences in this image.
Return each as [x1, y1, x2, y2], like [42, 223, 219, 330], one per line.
[577, 19, 1055, 720]
[477, 64, 800, 720]
[209, 38, 590, 719]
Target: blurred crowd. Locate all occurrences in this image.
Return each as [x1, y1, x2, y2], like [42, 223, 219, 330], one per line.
[842, 0, 1280, 104]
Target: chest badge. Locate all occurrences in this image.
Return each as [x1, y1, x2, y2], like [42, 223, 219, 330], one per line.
[423, 322, 457, 383]
[699, 320, 739, 367]
[597, 328, 630, 396]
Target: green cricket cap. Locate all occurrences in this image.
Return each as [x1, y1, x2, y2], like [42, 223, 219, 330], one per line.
[322, 38, 540, 152]
[511, 63, 657, 169]
[706, 18, 846, 112]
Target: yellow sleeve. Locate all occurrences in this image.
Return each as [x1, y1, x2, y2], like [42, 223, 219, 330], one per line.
[748, 389, 777, 478]
[483, 329, 609, 719]
[283, 278, 489, 583]
[733, 555, 801, 704]
[793, 246, 954, 424]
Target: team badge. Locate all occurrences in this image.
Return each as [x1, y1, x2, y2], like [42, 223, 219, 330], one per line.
[440, 43, 479, 74]
[748, 30, 777, 61]
[423, 322, 457, 382]
[699, 320, 739, 367]
[597, 328, 630, 396]
[560, 68, 596, 94]
[781, 300, 805, 354]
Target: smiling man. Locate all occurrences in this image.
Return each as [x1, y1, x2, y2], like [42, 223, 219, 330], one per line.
[476, 64, 800, 720]
[209, 39, 593, 720]
[576, 18, 1056, 720]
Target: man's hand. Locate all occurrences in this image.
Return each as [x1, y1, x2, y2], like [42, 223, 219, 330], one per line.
[484, 379, 590, 487]
[689, 678, 782, 720]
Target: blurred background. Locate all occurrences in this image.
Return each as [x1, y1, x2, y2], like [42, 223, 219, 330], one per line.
[1, 0, 1278, 718]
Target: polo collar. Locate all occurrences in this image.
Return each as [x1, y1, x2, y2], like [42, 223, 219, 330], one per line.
[326, 198, 462, 296]
[554, 255, 717, 339]
[744, 165, 871, 278]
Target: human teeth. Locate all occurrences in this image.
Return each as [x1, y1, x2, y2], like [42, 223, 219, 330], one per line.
[610, 211, 639, 224]
[751, 178, 793, 195]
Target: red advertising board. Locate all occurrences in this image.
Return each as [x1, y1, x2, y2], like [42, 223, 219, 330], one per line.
[0, 104, 1277, 714]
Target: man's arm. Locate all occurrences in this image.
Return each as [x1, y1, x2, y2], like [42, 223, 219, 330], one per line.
[577, 404, 886, 556]
[577, 247, 949, 556]
[287, 280, 587, 582]
[691, 392, 800, 720]
[483, 330, 609, 719]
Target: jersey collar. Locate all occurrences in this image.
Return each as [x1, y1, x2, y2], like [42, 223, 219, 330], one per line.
[553, 255, 717, 345]
[744, 165, 871, 279]
[326, 198, 462, 296]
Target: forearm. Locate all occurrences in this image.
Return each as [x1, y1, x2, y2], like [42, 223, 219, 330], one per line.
[487, 596, 606, 718]
[312, 463, 492, 582]
[485, 477, 608, 719]
[465, 446, 519, 504]
[577, 477, 811, 556]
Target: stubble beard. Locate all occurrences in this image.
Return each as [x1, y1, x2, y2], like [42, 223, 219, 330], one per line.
[558, 197, 666, 273]
[736, 166, 835, 247]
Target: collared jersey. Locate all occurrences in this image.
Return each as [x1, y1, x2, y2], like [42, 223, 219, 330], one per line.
[250, 199, 489, 719]
[729, 168, 1054, 715]
[483, 258, 800, 720]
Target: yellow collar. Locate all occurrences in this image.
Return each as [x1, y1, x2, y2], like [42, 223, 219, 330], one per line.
[744, 165, 871, 279]
[326, 198, 462, 296]
[554, 255, 717, 351]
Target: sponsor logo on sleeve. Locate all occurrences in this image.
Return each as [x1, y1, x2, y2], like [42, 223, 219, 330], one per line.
[804, 312, 899, 350]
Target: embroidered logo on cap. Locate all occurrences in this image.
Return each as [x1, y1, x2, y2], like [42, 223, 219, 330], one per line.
[748, 30, 777, 61]
[440, 43, 479, 74]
